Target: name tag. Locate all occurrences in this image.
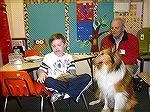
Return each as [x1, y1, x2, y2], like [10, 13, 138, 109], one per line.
[120, 49, 125, 54]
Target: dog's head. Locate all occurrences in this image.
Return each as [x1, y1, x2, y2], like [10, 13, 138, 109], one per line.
[93, 47, 122, 72]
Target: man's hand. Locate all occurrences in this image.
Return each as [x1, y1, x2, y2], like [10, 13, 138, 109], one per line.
[37, 72, 48, 83]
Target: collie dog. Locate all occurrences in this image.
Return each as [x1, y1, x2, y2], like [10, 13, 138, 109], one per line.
[89, 48, 138, 112]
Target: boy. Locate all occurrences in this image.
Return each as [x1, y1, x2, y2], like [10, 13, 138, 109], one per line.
[37, 33, 92, 103]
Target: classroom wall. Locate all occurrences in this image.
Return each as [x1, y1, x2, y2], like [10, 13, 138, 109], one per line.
[140, 0, 150, 72]
[5, 0, 25, 39]
[4, 0, 150, 73]
[5, 0, 150, 39]
[25, 2, 113, 54]
[143, 0, 150, 27]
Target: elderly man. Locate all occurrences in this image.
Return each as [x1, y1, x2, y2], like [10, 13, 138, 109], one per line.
[100, 17, 139, 76]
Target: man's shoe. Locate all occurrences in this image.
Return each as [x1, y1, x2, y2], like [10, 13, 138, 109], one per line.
[50, 92, 64, 102]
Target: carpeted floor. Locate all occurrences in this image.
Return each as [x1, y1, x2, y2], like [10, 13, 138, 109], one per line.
[0, 79, 150, 112]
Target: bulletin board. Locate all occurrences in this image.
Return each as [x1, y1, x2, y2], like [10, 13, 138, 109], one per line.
[114, 0, 130, 12]
[24, 1, 114, 54]
[24, 3, 66, 54]
[115, 1, 144, 35]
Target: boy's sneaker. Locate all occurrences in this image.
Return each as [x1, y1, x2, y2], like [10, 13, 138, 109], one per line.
[51, 92, 64, 102]
[63, 93, 70, 99]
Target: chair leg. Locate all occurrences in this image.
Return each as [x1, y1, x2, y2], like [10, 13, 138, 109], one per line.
[40, 95, 44, 112]
[82, 94, 89, 112]
[67, 98, 71, 112]
[4, 97, 23, 112]
[47, 94, 89, 112]
[51, 102, 56, 112]
[46, 96, 56, 112]
[50, 97, 71, 112]
[15, 97, 22, 109]
[4, 96, 8, 112]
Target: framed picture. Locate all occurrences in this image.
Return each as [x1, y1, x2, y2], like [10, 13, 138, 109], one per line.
[12, 38, 28, 52]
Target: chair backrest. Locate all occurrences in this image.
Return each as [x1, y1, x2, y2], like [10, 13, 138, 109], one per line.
[0, 71, 36, 97]
[24, 50, 39, 57]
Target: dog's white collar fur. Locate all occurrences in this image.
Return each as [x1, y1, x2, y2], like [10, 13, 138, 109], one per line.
[95, 62, 126, 98]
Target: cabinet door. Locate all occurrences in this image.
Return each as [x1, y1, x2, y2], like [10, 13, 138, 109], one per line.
[0, 0, 13, 65]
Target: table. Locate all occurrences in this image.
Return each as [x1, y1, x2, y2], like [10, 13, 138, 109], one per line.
[137, 72, 150, 86]
[0, 54, 95, 71]
[0, 54, 96, 90]
[138, 52, 150, 72]
[137, 72, 150, 96]
[0, 61, 42, 71]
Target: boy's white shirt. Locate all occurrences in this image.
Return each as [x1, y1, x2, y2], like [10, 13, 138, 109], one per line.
[39, 52, 74, 79]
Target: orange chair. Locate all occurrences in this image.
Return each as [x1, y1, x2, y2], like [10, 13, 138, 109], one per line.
[24, 50, 40, 57]
[0, 71, 52, 112]
[24, 49, 42, 81]
[1, 71, 89, 112]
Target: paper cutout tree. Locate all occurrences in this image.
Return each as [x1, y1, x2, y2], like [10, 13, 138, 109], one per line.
[80, 14, 110, 52]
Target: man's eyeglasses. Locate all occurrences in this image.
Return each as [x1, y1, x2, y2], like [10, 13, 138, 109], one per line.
[111, 26, 123, 30]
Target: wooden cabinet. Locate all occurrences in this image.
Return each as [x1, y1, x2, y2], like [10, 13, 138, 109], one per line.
[0, 0, 13, 65]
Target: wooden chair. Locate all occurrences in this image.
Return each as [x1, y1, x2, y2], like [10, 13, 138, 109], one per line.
[0, 71, 52, 112]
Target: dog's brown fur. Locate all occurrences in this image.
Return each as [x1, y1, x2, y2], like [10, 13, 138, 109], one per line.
[90, 47, 138, 112]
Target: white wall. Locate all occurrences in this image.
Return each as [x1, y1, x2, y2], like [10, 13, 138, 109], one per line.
[143, 0, 150, 27]
[142, 0, 150, 72]
[143, 61, 150, 72]
[5, 0, 150, 39]
[5, 0, 25, 39]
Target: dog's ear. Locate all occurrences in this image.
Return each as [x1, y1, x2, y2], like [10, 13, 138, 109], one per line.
[113, 49, 122, 70]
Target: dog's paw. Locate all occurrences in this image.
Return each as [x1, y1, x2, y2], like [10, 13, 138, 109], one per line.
[89, 99, 101, 105]
[113, 109, 126, 112]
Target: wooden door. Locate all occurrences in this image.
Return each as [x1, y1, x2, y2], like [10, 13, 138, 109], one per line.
[0, 0, 13, 65]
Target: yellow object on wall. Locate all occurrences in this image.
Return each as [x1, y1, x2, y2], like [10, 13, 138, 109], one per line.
[137, 27, 150, 54]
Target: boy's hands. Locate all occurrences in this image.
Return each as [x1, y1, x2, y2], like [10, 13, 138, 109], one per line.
[37, 72, 48, 83]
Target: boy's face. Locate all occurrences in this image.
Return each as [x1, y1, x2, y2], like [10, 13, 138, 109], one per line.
[51, 39, 66, 57]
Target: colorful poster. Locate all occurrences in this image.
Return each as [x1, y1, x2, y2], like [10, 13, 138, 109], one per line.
[115, 2, 143, 35]
[76, 2, 94, 41]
